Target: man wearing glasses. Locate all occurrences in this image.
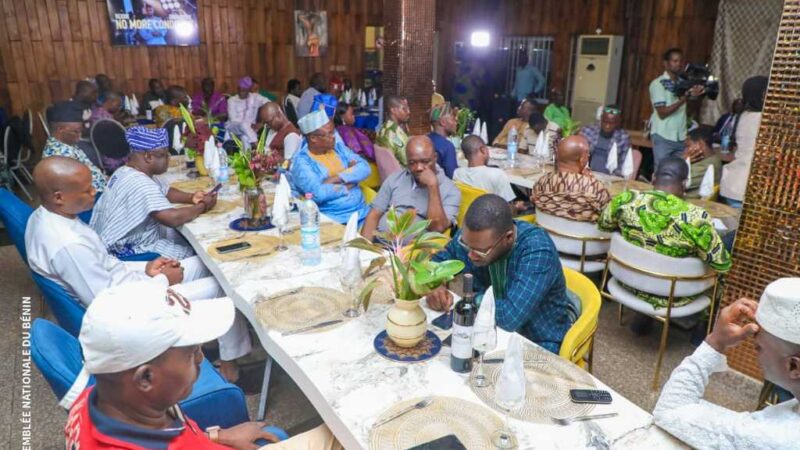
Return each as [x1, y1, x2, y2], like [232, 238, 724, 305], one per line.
[290, 107, 372, 224]
[578, 104, 632, 177]
[361, 136, 461, 241]
[426, 194, 572, 354]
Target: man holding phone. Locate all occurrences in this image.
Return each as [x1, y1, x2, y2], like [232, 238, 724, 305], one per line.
[26, 156, 252, 382]
[91, 127, 218, 259]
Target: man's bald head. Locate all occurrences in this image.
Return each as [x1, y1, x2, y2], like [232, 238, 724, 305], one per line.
[653, 156, 688, 198]
[406, 135, 435, 161]
[556, 135, 590, 173]
[33, 157, 96, 216]
[258, 102, 287, 131]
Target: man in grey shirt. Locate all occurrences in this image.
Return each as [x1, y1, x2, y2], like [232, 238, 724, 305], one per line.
[362, 136, 461, 241]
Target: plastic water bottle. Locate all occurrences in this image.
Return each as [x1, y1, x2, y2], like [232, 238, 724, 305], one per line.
[215, 144, 229, 184]
[507, 126, 518, 168]
[300, 193, 321, 266]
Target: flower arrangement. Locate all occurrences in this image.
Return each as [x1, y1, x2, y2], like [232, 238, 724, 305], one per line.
[455, 107, 476, 138]
[560, 117, 582, 138]
[228, 127, 281, 191]
[178, 104, 220, 159]
[347, 208, 465, 301]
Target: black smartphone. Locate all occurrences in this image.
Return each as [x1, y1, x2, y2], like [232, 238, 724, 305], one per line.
[208, 183, 223, 195]
[432, 311, 453, 330]
[216, 242, 251, 254]
[570, 389, 612, 404]
[407, 434, 466, 450]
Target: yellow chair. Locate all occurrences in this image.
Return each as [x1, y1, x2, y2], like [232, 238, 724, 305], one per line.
[454, 182, 488, 227]
[517, 214, 536, 224]
[559, 267, 601, 372]
[360, 183, 378, 205]
[362, 162, 381, 189]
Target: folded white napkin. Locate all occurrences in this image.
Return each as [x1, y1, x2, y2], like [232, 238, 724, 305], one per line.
[621, 147, 634, 179]
[475, 285, 495, 329]
[172, 124, 184, 153]
[496, 335, 526, 406]
[481, 122, 488, 143]
[472, 118, 482, 137]
[606, 142, 619, 174]
[360, 91, 367, 108]
[130, 94, 139, 116]
[203, 137, 219, 176]
[685, 157, 693, 189]
[343, 211, 361, 270]
[535, 130, 548, 158]
[699, 164, 715, 199]
[272, 174, 292, 229]
[149, 99, 164, 110]
[123, 96, 131, 113]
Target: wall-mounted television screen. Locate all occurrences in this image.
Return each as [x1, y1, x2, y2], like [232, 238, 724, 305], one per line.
[106, 0, 200, 46]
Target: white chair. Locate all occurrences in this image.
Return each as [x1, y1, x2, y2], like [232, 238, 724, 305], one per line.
[38, 110, 50, 138]
[535, 211, 611, 273]
[600, 233, 719, 390]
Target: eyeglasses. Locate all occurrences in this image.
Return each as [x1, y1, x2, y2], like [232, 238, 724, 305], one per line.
[603, 107, 621, 115]
[458, 231, 509, 258]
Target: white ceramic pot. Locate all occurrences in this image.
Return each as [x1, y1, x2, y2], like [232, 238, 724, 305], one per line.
[386, 298, 427, 348]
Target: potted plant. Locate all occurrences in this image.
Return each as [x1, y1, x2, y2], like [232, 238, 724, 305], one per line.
[178, 104, 219, 176]
[228, 127, 281, 227]
[347, 208, 465, 347]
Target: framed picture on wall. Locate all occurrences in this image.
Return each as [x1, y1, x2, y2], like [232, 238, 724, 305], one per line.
[106, 0, 200, 46]
[295, 10, 328, 57]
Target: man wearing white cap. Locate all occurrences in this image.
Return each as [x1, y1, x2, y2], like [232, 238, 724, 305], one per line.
[290, 106, 372, 224]
[654, 279, 800, 449]
[66, 281, 342, 449]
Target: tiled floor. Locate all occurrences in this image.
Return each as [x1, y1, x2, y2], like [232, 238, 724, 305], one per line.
[0, 244, 762, 448]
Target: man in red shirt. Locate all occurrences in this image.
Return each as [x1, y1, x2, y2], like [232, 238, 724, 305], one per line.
[66, 280, 342, 449]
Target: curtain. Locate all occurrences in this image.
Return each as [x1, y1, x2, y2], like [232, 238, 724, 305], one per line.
[700, 0, 783, 124]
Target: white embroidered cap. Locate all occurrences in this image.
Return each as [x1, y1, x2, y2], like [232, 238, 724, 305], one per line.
[756, 278, 800, 345]
[298, 106, 330, 135]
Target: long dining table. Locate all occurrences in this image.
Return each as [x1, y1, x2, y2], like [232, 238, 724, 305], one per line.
[160, 158, 685, 450]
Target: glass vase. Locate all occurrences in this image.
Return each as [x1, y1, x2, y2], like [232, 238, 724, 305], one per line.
[242, 186, 268, 227]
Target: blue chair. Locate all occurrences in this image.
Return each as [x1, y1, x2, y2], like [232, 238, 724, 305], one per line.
[78, 190, 103, 224]
[0, 187, 33, 263]
[30, 272, 86, 337]
[31, 318, 251, 430]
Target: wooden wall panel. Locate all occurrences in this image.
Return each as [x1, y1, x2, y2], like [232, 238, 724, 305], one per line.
[436, 0, 720, 129]
[0, 0, 383, 116]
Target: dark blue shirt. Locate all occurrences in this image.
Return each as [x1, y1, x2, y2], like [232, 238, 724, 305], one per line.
[88, 388, 184, 449]
[433, 221, 572, 353]
[427, 132, 458, 179]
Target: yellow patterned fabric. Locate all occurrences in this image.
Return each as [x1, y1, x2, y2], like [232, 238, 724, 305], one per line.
[153, 104, 181, 127]
[309, 150, 345, 178]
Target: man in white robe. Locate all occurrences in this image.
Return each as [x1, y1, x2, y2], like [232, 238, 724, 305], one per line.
[26, 156, 251, 382]
[225, 76, 269, 146]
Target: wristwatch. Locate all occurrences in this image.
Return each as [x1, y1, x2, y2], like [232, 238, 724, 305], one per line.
[206, 425, 221, 443]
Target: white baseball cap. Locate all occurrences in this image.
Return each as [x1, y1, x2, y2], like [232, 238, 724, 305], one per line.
[756, 278, 800, 345]
[79, 280, 235, 375]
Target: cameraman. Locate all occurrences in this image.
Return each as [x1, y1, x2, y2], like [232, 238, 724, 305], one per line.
[649, 48, 705, 168]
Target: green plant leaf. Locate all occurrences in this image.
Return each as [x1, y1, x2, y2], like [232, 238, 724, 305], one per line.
[403, 220, 429, 240]
[345, 237, 384, 254]
[358, 279, 380, 312]
[413, 259, 465, 286]
[256, 126, 267, 154]
[179, 104, 196, 134]
[362, 256, 387, 278]
[230, 132, 244, 152]
[386, 207, 399, 236]
[395, 209, 417, 237]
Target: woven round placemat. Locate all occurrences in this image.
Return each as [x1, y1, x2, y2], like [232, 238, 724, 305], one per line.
[254, 287, 352, 333]
[206, 235, 281, 262]
[283, 222, 346, 247]
[607, 179, 654, 197]
[469, 343, 597, 423]
[170, 176, 215, 192]
[687, 199, 739, 219]
[364, 267, 395, 305]
[368, 396, 503, 450]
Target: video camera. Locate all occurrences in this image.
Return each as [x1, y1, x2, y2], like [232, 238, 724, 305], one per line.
[673, 64, 719, 100]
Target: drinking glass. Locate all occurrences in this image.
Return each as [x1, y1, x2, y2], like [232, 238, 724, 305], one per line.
[491, 364, 526, 449]
[273, 216, 289, 251]
[471, 325, 497, 388]
[339, 263, 363, 318]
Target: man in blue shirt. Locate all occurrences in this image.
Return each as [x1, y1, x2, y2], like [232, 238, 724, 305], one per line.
[511, 51, 546, 101]
[427, 194, 572, 353]
[427, 102, 458, 178]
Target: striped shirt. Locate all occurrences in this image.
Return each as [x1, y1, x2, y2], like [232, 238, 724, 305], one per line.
[42, 137, 107, 191]
[90, 166, 194, 259]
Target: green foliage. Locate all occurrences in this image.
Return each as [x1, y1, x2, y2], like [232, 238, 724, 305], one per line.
[346, 207, 464, 300]
[455, 107, 476, 138]
[560, 117, 581, 138]
[178, 104, 196, 135]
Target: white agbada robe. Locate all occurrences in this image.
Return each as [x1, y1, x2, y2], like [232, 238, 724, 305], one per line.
[27, 206, 251, 360]
[653, 342, 800, 450]
[226, 93, 269, 145]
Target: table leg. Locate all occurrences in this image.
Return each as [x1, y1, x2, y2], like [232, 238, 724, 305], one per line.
[256, 355, 273, 421]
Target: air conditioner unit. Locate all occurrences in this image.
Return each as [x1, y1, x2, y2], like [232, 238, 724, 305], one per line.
[570, 35, 624, 127]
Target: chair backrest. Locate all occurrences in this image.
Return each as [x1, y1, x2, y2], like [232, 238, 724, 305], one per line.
[454, 182, 488, 227]
[535, 212, 611, 256]
[360, 183, 378, 205]
[374, 145, 402, 182]
[0, 188, 33, 262]
[30, 272, 86, 337]
[3, 117, 23, 166]
[31, 318, 88, 402]
[163, 118, 184, 154]
[560, 268, 601, 370]
[90, 119, 130, 159]
[22, 109, 33, 148]
[362, 161, 381, 189]
[608, 233, 715, 297]
[38, 111, 50, 137]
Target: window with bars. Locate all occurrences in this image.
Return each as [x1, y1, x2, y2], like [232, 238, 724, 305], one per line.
[502, 36, 554, 102]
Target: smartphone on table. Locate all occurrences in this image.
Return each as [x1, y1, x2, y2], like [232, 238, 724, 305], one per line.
[216, 242, 251, 254]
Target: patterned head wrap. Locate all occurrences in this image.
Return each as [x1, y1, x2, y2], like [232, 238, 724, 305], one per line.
[238, 76, 254, 90]
[125, 126, 169, 152]
[430, 102, 452, 123]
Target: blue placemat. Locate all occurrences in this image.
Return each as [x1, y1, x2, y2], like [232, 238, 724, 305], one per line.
[374, 330, 441, 363]
[229, 217, 274, 232]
